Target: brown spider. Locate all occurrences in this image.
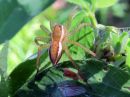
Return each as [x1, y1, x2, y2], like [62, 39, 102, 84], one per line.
[35, 17, 96, 76]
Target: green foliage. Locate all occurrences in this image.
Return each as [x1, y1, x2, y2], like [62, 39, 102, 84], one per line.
[13, 59, 130, 97]
[8, 49, 49, 95]
[66, 0, 118, 11]
[0, 42, 9, 97]
[126, 40, 130, 67]
[95, 0, 118, 8]
[97, 1, 129, 26]
[112, 3, 128, 18]
[0, 42, 8, 74]
[0, 0, 55, 43]
[80, 59, 130, 97]
[0, 0, 130, 97]
[14, 67, 92, 97]
[66, 0, 90, 10]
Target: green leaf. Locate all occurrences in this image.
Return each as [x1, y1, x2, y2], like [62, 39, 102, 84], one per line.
[8, 49, 50, 96]
[80, 59, 130, 97]
[126, 40, 130, 67]
[0, 0, 55, 44]
[0, 41, 9, 97]
[0, 41, 9, 75]
[66, 0, 118, 9]
[67, 11, 95, 60]
[119, 32, 129, 53]
[70, 10, 87, 30]
[95, 0, 118, 8]
[66, 0, 90, 10]
[0, 70, 8, 97]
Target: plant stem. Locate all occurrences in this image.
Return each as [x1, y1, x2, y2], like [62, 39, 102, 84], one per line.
[89, 12, 97, 28]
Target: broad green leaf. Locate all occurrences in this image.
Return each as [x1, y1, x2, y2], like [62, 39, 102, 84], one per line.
[8, 49, 50, 96]
[67, 11, 95, 60]
[95, 0, 118, 8]
[0, 0, 55, 44]
[80, 59, 130, 97]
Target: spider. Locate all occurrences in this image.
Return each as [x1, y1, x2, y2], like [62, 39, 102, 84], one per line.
[35, 17, 96, 76]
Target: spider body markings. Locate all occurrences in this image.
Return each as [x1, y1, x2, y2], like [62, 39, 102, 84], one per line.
[49, 25, 67, 65]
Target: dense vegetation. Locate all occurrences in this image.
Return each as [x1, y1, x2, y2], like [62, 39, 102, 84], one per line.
[0, 0, 130, 97]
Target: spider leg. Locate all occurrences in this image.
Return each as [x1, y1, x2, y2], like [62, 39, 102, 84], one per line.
[36, 44, 49, 72]
[50, 20, 57, 31]
[69, 23, 92, 36]
[40, 24, 51, 35]
[35, 36, 50, 44]
[63, 45, 80, 71]
[63, 45, 84, 80]
[65, 7, 78, 30]
[41, 15, 56, 31]
[67, 40, 96, 57]
[35, 37, 50, 73]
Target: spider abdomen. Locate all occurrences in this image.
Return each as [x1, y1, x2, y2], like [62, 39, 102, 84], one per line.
[49, 41, 63, 65]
